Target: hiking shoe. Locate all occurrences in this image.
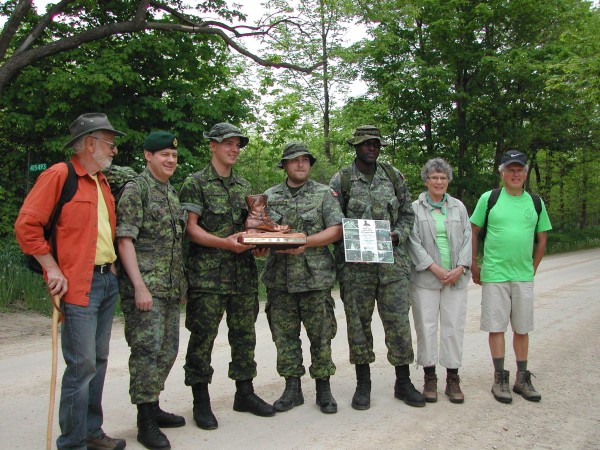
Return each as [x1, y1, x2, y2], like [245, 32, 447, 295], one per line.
[445, 373, 464, 404]
[422, 373, 438, 403]
[491, 370, 512, 403]
[513, 370, 541, 402]
[86, 433, 126, 450]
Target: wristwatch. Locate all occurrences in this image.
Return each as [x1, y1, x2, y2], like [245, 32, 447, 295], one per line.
[460, 265, 468, 275]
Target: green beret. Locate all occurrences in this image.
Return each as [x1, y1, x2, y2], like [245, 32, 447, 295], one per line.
[143, 131, 178, 152]
[203, 123, 249, 148]
[277, 142, 316, 168]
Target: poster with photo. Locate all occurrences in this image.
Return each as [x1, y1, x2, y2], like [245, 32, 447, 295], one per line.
[341, 218, 394, 264]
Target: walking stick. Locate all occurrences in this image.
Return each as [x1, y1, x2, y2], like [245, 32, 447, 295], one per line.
[46, 295, 63, 450]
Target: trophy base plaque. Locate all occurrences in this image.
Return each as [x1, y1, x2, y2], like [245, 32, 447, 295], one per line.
[238, 232, 307, 249]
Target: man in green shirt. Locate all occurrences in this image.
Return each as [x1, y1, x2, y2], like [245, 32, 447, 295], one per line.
[470, 150, 552, 404]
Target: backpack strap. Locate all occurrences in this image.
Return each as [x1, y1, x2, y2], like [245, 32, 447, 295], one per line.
[46, 162, 78, 263]
[479, 188, 501, 242]
[339, 165, 353, 215]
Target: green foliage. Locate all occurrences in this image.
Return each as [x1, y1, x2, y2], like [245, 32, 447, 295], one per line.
[0, 241, 49, 314]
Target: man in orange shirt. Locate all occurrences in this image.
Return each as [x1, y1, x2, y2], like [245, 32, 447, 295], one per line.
[15, 113, 127, 450]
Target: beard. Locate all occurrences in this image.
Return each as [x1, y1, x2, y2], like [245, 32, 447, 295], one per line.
[92, 147, 112, 169]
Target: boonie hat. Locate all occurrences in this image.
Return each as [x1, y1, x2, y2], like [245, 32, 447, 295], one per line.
[347, 125, 389, 147]
[203, 123, 249, 148]
[501, 150, 527, 166]
[63, 113, 125, 148]
[143, 131, 178, 153]
[277, 142, 316, 168]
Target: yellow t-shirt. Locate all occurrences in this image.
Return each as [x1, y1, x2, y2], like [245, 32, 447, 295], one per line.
[92, 175, 117, 265]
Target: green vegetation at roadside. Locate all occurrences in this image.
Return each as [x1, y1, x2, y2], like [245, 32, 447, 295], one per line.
[2, 225, 599, 317]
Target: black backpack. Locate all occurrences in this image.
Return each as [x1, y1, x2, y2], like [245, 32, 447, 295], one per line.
[478, 188, 543, 242]
[26, 162, 78, 274]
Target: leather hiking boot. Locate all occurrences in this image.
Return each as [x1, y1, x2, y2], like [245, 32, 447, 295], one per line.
[192, 383, 218, 430]
[422, 373, 438, 403]
[274, 377, 304, 412]
[244, 194, 291, 233]
[153, 401, 185, 428]
[513, 370, 541, 402]
[394, 380, 426, 407]
[491, 370, 512, 403]
[445, 373, 464, 404]
[86, 433, 126, 450]
[315, 377, 337, 414]
[351, 364, 371, 410]
[137, 402, 170, 450]
[233, 380, 276, 417]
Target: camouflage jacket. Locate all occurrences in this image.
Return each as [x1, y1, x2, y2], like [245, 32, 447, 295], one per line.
[116, 168, 187, 300]
[261, 179, 343, 293]
[329, 160, 414, 282]
[179, 163, 257, 294]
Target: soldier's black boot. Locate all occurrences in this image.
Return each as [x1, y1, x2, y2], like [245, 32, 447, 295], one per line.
[233, 379, 276, 417]
[192, 383, 218, 430]
[273, 377, 304, 412]
[315, 377, 338, 414]
[352, 364, 371, 410]
[153, 401, 186, 428]
[137, 403, 170, 450]
[394, 365, 426, 407]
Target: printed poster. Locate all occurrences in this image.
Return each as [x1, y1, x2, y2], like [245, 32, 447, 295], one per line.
[342, 218, 394, 264]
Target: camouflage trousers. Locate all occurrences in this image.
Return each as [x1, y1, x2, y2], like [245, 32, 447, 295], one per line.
[184, 290, 259, 385]
[122, 296, 180, 404]
[266, 289, 337, 379]
[339, 269, 414, 366]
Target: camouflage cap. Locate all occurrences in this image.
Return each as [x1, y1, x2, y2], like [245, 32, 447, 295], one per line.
[346, 125, 389, 147]
[143, 131, 177, 152]
[277, 142, 316, 168]
[203, 123, 249, 148]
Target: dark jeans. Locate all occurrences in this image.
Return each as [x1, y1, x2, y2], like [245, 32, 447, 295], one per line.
[57, 271, 118, 450]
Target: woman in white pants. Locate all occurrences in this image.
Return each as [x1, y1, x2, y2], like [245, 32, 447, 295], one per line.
[408, 158, 471, 404]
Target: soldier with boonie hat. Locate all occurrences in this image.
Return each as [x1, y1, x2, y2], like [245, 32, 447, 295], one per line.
[180, 121, 276, 429]
[330, 124, 424, 411]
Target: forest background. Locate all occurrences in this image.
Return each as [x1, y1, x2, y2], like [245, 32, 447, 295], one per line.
[1, 0, 599, 309]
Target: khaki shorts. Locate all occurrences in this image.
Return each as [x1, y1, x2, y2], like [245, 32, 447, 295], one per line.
[480, 281, 534, 334]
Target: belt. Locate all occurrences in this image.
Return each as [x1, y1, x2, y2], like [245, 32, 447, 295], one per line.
[94, 263, 112, 274]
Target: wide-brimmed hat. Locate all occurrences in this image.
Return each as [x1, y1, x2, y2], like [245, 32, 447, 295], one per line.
[277, 142, 316, 168]
[500, 150, 527, 166]
[346, 125, 389, 146]
[203, 123, 249, 148]
[63, 113, 125, 148]
[143, 131, 178, 153]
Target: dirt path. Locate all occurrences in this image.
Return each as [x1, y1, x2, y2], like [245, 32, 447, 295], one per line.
[1, 248, 599, 449]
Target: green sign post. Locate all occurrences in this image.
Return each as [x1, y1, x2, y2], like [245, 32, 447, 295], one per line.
[29, 163, 47, 172]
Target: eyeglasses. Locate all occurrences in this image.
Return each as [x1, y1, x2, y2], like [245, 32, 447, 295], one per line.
[91, 136, 117, 150]
[428, 176, 448, 182]
[503, 168, 526, 175]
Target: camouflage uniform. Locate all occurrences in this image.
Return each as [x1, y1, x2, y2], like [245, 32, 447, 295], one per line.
[262, 179, 343, 379]
[330, 161, 415, 366]
[180, 163, 259, 385]
[117, 168, 187, 404]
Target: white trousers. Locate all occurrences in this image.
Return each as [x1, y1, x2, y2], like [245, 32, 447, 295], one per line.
[410, 284, 468, 369]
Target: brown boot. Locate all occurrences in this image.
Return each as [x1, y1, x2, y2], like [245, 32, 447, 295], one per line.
[244, 194, 291, 233]
[422, 373, 438, 403]
[445, 373, 464, 404]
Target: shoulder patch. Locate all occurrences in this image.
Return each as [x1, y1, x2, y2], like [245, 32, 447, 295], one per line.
[330, 189, 338, 197]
